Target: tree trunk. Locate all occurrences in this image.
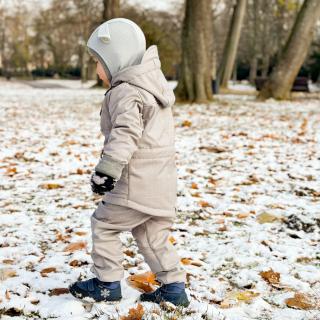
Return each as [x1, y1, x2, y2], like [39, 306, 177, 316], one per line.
[249, 57, 257, 84]
[102, 0, 120, 20]
[261, 55, 270, 78]
[81, 46, 89, 83]
[218, 0, 247, 89]
[175, 0, 213, 103]
[96, 0, 121, 86]
[259, 0, 320, 100]
[249, 0, 259, 85]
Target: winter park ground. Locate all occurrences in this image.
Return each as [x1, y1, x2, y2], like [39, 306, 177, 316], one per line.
[0, 78, 319, 320]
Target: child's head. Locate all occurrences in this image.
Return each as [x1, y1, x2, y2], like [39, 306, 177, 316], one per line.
[87, 18, 146, 84]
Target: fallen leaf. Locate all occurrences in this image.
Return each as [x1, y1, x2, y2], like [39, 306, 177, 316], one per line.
[199, 200, 211, 208]
[199, 146, 227, 153]
[74, 231, 87, 236]
[30, 299, 40, 305]
[126, 271, 159, 293]
[120, 303, 144, 320]
[76, 168, 84, 175]
[168, 236, 176, 245]
[220, 290, 259, 308]
[5, 289, 10, 300]
[69, 260, 87, 267]
[191, 182, 198, 189]
[286, 292, 316, 310]
[2, 259, 14, 265]
[191, 192, 201, 197]
[40, 267, 57, 277]
[235, 291, 260, 301]
[0, 268, 17, 280]
[257, 212, 279, 224]
[49, 288, 69, 296]
[218, 225, 228, 232]
[63, 241, 86, 252]
[5, 167, 17, 176]
[237, 213, 250, 219]
[55, 232, 71, 242]
[260, 269, 280, 285]
[181, 258, 202, 267]
[123, 249, 135, 257]
[181, 120, 192, 127]
[40, 183, 64, 190]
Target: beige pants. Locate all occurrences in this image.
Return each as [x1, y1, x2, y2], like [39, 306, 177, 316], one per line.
[90, 201, 186, 284]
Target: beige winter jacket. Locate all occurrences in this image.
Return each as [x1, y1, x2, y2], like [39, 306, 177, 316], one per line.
[95, 45, 177, 217]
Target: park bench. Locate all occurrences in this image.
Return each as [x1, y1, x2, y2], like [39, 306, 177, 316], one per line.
[255, 77, 309, 92]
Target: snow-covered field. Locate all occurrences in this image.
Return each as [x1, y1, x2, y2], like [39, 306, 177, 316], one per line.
[0, 80, 319, 320]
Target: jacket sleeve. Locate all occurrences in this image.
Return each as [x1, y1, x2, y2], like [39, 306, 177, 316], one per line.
[95, 83, 144, 180]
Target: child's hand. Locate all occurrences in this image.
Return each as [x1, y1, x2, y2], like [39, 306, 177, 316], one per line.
[90, 171, 116, 195]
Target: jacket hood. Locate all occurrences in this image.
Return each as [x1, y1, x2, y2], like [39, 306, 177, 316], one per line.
[110, 45, 175, 108]
[87, 18, 146, 81]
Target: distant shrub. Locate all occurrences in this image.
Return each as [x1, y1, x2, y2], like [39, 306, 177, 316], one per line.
[31, 66, 81, 79]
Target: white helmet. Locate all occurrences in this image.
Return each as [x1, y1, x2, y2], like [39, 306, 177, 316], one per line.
[87, 18, 146, 81]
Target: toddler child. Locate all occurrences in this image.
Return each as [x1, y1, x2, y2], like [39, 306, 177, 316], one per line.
[69, 18, 189, 307]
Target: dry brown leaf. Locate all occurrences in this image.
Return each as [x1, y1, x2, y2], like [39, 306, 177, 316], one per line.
[69, 260, 80, 267]
[260, 269, 280, 285]
[191, 182, 198, 189]
[285, 292, 316, 310]
[59, 140, 77, 146]
[69, 259, 87, 267]
[0, 268, 17, 280]
[2, 259, 14, 265]
[74, 231, 87, 236]
[55, 232, 71, 242]
[218, 225, 228, 232]
[181, 120, 192, 127]
[40, 183, 64, 190]
[76, 168, 84, 175]
[181, 258, 202, 267]
[63, 241, 86, 252]
[199, 146, 227, 153]
[124, 249, 135, 257]
[126, 271, 159, 293]
[5, 289, 10, 300]
[208, 177, 218, 185]
[220, 290, 260, 308]
[191, 192, 201, 197]
[237, 213, 250, 219]
[40, 267, 57, 277]
[257, 212, 279, 224]
[168, 236, 176, 245]
[120, 303, 144, 320]
[30, 299, 40, 305]
[199, 200, 211, 208]
[49, 288, 70, 296]
[5, 167, 17, 176]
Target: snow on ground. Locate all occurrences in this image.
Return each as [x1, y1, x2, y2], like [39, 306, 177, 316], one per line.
[0, 80, 319, 319]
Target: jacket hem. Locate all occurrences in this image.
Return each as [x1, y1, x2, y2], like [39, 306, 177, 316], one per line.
[102, 194, 176, 217]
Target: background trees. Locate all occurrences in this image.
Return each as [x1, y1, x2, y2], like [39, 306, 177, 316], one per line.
[0, 0, 319, 101]
[174, 0, 214, 103]
[218, 0, 247, 89]
[259, 0, 320, 99]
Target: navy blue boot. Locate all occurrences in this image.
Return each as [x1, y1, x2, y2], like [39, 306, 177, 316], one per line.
[69, 278, 122, 303]
[140, 282, 189, 307]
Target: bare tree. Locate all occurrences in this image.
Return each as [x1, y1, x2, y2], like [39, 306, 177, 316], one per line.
[175, 0, 213, 103]
[259, 0, 320, 100]
[218, 0, 247, 88]
[95, 0, 120, 86]
[102, 0, 120, 21]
